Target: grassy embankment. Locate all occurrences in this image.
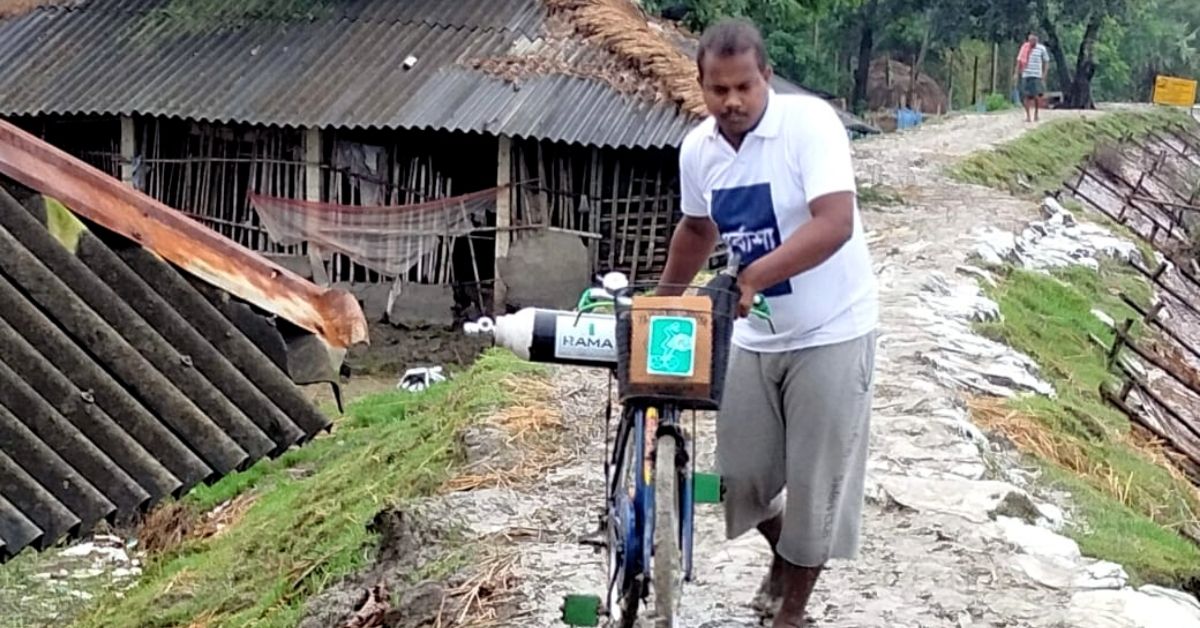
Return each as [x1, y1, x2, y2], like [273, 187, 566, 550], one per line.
[952, 109, 1200, 588]
[65, 349, 545, 628]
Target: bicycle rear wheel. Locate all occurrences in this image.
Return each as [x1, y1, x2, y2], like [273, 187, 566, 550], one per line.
[608, 409, 643, 628]
[651, 433, 682, 627]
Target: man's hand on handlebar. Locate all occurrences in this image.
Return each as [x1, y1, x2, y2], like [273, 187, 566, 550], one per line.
[735, 267, 762, 319]
[735, 285, 756, 319]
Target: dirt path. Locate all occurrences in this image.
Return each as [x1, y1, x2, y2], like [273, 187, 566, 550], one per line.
[443, 109, 1200, 627]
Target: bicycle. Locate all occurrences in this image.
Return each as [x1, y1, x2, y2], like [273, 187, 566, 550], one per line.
[466, 261, 771, 627]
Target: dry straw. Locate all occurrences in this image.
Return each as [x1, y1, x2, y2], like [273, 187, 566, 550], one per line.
[442, 376, 567, 492]
[0, 0, 72, 19]
[968, 395, 1200, 524]
[546, 0, 707, 116]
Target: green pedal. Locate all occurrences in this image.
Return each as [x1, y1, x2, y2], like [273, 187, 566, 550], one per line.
[693, 472, 724, 504]
[561, 594, 601, 626]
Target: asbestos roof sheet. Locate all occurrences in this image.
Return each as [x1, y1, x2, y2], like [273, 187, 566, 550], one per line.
[0, 0, 870, 148]
[0, 134, 337, 562]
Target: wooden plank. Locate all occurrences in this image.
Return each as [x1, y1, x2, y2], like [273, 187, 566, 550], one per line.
[1113, 321, 1200, 401]
[1130, 194, 1200, 213]
[608, 160, 620, 268]
[1101, 381, 1200, 481]
[304, 127, 321, 203]
[1120, 293, 1200, 367]
[1072, 171, 1189, 244]
[308, 245, 330, 287]
[1130, 261, 1200, 320]
[119, 116, 134, 187]
[590, 148, 602, 273]
[494, 135, 512, 314]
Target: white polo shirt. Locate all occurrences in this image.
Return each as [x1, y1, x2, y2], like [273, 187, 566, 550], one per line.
[679, 91, 878, 353]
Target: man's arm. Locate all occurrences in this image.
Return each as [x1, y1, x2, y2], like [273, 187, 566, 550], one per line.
[734, 99, 858, 310]
[656, 216, 719, 297]
[738, 192, 854, 298]
[657, 131, 716, 297]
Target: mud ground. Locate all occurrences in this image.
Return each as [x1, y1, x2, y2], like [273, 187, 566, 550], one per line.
[10, 108, 1199, 628]
[344, 322, 493, 378]
[386, 108, 1200, 628]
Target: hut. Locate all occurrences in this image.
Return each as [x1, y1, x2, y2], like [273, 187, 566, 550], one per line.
[0, 0, 872, 319]
[867, 57, 950, 115]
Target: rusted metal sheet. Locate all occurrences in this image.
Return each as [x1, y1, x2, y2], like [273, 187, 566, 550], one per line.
[0, 127, 343, 560]
[0, 119, 367, 349]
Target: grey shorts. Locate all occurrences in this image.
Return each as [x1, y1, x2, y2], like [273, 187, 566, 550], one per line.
[716, 331, 877, 567]
[1021, 76, 1044, 98]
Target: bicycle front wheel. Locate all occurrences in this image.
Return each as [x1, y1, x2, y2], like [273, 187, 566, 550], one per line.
[651, 433, 682, 627]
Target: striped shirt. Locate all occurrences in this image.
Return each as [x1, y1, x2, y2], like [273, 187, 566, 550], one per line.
[1023, 44, 1049, 78]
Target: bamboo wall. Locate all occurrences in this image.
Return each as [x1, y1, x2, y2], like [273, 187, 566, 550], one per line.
[10, 114, 686, 289]
[510, 138, 682, 283]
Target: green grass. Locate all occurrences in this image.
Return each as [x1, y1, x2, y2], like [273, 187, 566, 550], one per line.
[72, 349, 545, 628]
[951, 108, 1193, 195]
[1045, 468, 1200, 587]
[856, 182, 906, 207]
[976, 263, 1200, 587]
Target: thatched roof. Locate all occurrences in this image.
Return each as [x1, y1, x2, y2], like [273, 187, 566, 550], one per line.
[544, 0, 875, 134]
[547, 0, 707, 117]
[0, 0, 72, 19]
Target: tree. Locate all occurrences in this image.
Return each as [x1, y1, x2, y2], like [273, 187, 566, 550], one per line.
[644, 0, 858, 97]
[1035, 0, 1134, 109]
[1116, 0, 1200, 101]
[645, 0, 1200, 111]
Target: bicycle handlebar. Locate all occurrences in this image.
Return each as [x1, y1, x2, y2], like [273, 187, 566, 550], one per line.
[576, 272, 774, 323]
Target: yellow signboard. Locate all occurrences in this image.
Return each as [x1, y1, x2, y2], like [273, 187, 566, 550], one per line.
[1153, 75, 1198, 107]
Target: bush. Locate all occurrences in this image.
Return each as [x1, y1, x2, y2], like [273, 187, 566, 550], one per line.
[985, 92, 1015, 112]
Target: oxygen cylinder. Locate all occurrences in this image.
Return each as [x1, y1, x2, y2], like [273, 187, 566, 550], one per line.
[465, 308, 618, 368]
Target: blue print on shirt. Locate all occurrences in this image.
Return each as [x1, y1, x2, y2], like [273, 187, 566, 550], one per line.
[711, 183, 792, 297]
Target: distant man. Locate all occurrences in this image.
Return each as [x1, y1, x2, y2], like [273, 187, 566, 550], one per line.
[1016, 33, 1051, 122]
[656, 17, 878, 628]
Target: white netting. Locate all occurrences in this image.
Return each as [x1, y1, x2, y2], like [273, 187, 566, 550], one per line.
[249, 187, 498, 278]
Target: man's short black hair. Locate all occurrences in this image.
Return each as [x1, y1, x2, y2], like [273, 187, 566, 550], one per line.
[697, 17, 768, 72]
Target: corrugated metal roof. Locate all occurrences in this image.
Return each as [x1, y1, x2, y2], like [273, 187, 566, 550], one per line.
[0, 123, 339, 561]
[0, 0, 871, 148]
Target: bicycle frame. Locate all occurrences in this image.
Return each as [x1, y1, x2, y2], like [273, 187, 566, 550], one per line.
[604, 400, 696, 620]
[471, 266, 769, 626]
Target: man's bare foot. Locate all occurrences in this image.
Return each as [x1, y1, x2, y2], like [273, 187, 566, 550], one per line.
[770, 562, 822, 628]
[751, 553, 784, 618]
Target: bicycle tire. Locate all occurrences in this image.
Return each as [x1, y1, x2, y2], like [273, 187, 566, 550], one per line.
[609, 411, 641, 628]
[651, 433, 682, 627]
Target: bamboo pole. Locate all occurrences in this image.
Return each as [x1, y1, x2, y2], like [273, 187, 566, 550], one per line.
[618, 168, 636, 268]
[589, 148, 601, 270]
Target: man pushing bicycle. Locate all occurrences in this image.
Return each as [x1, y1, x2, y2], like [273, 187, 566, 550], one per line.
[656, 17, 879, 628]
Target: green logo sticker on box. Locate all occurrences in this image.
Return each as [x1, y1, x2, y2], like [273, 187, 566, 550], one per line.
[646, 315, 696, 377]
